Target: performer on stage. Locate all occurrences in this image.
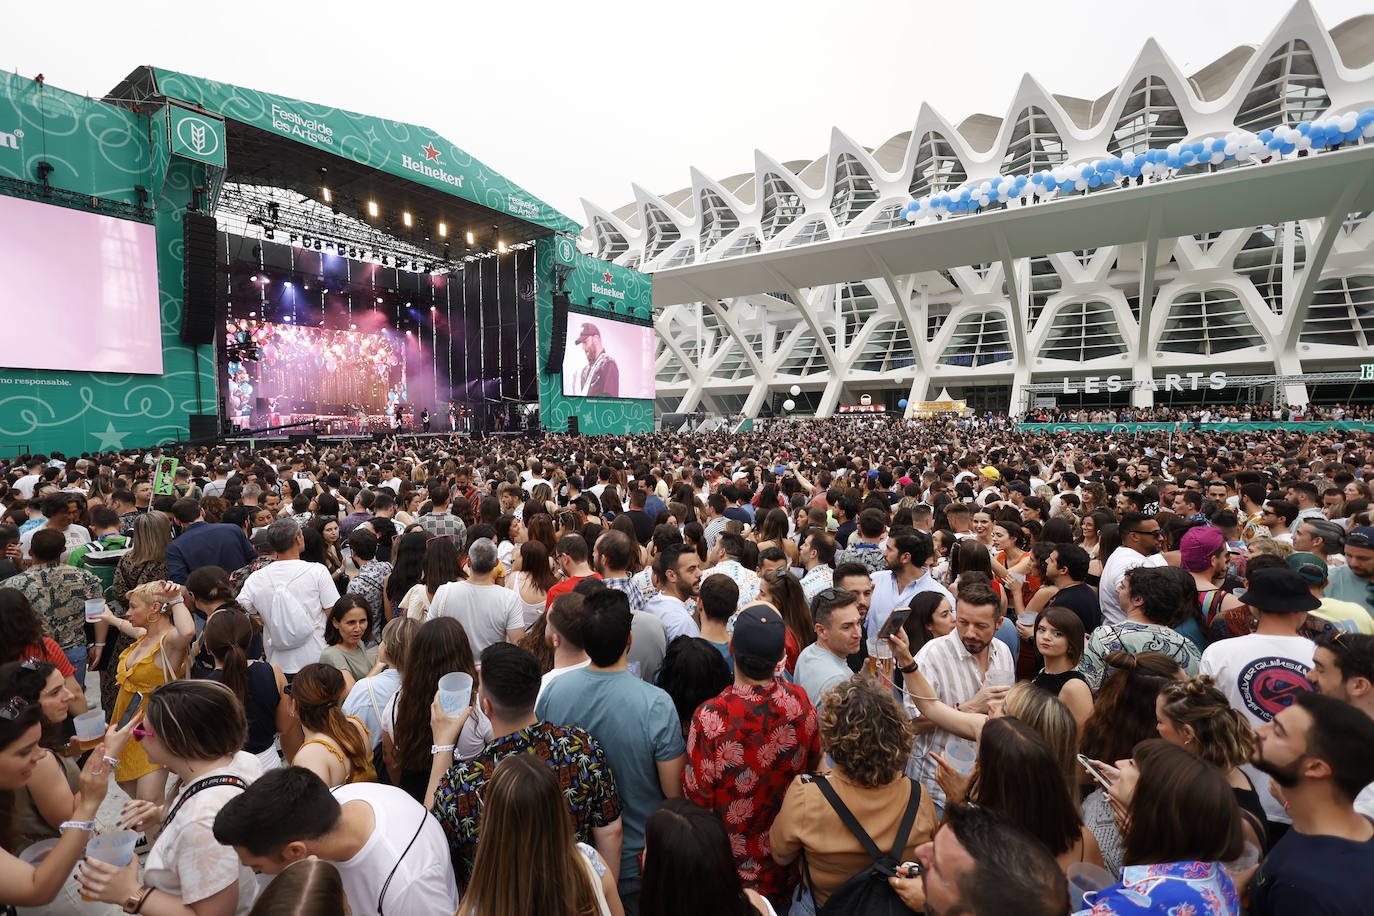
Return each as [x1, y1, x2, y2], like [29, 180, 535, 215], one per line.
[449, 402, 457, 432]
[421, 408, 431, 432]
[574, 322, 619, 398]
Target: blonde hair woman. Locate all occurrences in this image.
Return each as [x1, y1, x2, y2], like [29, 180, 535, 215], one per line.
[95, 579, 196, 819]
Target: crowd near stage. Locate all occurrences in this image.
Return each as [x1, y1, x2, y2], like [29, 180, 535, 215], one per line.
[0, 66, 655, 458]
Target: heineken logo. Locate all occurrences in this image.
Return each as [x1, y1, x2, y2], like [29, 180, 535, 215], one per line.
[0, 127, 21, 151]
[401, 152, 464, 188]
[602, 271, 613, 283]
[175, 115, 220, 157]
[422, 142, 442, 163]
[591, 281, 625, 301]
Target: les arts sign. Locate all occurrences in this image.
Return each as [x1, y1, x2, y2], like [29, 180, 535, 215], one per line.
[1061, 371, 1229, 394]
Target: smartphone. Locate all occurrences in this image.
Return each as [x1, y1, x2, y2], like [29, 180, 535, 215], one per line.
[118, 693, 145, 730]
[1076, 754, 1114, 792]
[877, 607, 912, 640]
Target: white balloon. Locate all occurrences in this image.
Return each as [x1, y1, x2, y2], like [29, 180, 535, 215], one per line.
[790, 385, 801, 396]
[1340, 115, 1358, 133]
[783, 399, 796, 411]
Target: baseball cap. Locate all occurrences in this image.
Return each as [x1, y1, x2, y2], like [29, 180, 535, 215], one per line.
[1242, 568, 1321, 613]
[898, 476, 913, 486]
[1179, 526, 1226, 572]
[1286, 551, 1328, 585]
[731, 603, 786, 666]
[573, 322, 601, 344]
[1347, 526, 1374, 551]
[980, 466, 1000, 480]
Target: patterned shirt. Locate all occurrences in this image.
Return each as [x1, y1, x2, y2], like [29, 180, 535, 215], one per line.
[711, 560, 762, 610]
[346, 559, 393, 620]
[1, 564, 103, 649]
[1077, 621, 1202, 690]
[603, 575, 647, 613]
[432, 721, 621, 889]
[799, 564, 834, 604]
[1078, 861, 1239, 915]
[703, 517, 728, 552]
[416, 510, 467, 546]
[684, 682, 821, 897]
[834, 542, 886, 574]
[230, 556, 275, 595]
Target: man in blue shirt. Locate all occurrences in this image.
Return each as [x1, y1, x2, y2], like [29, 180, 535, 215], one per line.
[165, 498, 256, 584]
[866, 529, 954, 641]
[537, 588, 686, 912]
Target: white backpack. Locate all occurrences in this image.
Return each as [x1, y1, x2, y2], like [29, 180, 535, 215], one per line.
[259, 566, 321, 650]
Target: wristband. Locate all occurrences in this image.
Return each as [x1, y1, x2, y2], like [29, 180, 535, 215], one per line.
[103, 755, 121, 766]
[60, 819, 97, 832]
[898, 661, 918, 674]
[124, 885, 154, 914]
[92, 642, 106, 648]
[430, 744, 455, 755]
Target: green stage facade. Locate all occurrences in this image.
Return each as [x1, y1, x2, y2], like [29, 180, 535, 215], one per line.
[1, 68, 649, 454]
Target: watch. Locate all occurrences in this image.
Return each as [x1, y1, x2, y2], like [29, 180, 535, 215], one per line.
[123, 885, 154, 913]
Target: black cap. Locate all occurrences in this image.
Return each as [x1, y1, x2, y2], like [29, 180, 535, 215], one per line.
[574, 322, 601, 344]
[731, 603, 786, 666]
[1243, 568, 1321, 614]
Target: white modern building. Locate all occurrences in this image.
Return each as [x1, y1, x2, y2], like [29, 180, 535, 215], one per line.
[583, 2, 1374, 417]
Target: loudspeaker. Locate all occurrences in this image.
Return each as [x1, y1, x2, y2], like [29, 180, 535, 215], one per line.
[188, 414, 219, 441]
[544, 292, 569, 375]
[181, 212, 219, 345]
[567, 415, 580, 436]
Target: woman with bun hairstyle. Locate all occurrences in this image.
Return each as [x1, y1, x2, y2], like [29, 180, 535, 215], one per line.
[1156, 675, 1267, 853]
[288, 663, 374, 788]
[204, 608, 299, 770]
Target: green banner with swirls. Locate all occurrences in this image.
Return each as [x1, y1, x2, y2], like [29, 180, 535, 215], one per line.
[1018, 422, 1374, 434]
[150, 68, 579, 236]
[0, 72, 216, 457]
[535, 238, 653, 434]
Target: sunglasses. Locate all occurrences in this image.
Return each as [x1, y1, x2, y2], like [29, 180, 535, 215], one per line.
[426, 534, 453, 545]
[132, 724, 155, 742]
[0, 696, 29, 721]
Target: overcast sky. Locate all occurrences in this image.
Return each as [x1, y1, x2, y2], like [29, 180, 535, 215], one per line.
[6, 0, 1365, 226]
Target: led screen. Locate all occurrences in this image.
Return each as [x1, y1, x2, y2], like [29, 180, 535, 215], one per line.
[561, 314, 656, 400]
[0, 195, 161, 373]
[225, 319, 406, 429]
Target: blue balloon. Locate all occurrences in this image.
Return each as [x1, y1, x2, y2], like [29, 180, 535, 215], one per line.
[1212, 138, 1227, 152]
[1345, 128, 1360, 143]
[1259, 129, 1275, 142]
[1310, 128, 1327, 147]
[1267, 136, 1283, 150]
[1280, 142, 1296, 155]
[1359, 110, 1374, 128]
[1166, 154, 1181, 169]
[898, 399, 908, 408]
[1294, 123, 1310, 136]
[1087, 174, 1102, 187]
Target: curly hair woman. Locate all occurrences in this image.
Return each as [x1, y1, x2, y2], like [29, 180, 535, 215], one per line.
[770, 676, 937, 912]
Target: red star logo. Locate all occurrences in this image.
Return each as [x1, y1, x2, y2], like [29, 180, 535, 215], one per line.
[422, 142, 441, 162]
[602, 272, 613, 283]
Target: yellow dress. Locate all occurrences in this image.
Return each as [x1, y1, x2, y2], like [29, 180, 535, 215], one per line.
[112, 632, 176, 782]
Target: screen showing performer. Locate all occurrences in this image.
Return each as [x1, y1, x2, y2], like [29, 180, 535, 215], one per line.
[224, 319, 407, 429]
[561, 316, 655, 400]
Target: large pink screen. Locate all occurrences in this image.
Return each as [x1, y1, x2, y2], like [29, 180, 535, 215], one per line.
[561, 315, 656, 400]
[0, 195, 162, 374]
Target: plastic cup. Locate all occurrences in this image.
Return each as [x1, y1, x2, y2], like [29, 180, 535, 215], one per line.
[86, 829, 137, 867]
[942, 739, 978, 775]
[1066, 863, 1116, 910]
[437, 672, 472, 715]
[73, 710, 105, 750]
[19, 837, 58, 865]
[1017, 611, 1037, 627]
[85, 598, 106, 623]
[985, 669, 1015, 688]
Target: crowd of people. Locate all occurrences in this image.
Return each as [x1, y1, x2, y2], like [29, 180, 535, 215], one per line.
[1, 411, 1373, 915]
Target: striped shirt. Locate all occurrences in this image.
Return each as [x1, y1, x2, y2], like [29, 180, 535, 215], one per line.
[909, 631, 1014, 809]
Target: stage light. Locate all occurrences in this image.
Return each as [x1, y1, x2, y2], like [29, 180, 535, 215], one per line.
[265, 228, 275, 240]
[290, 234, 300, 247]
[498, 240, 507, 253]
[350, 324, 356, 330]
[314, 240, 322, 251]
[367, 200, 379, 217]
[403, 211, 413, 228]
[376, 297, 384, 304]
[268, 202, 280, 221]
[322, 187, 332, 204]
[438, 222, 447, 237]
[466, 231, 475, 245]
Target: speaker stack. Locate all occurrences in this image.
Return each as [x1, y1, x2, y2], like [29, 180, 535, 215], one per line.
[544, 292, 569, 375]
[181, 212, 219, 345]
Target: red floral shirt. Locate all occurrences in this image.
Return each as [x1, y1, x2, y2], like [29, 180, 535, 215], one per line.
[684, 681, 821, 897]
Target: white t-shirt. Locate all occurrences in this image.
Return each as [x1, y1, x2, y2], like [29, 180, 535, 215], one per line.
[537, 659, 591, 705]
[428, 581, 525, 657]
[145, 752, 263, 915]
[19, 523, 90, 562]
[328, 783, 460, 916]
[1200, 632, 1316, 825]
[1098, 547, 1167, 626]
[236, 559, 337, 674]
[14, 474, 41, 499]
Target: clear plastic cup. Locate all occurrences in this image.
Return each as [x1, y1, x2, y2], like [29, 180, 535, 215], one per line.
[1066, 863, 1116, 910]
[1226, 842, 1260, 875]
[942, 739, 978, 775]
[86, 829, 137, 867]
[73, 710, 105, 750]
[985, 669, 1015, 688]
[1017, 611, 1037, 627]
[436, 672, 472, 715]
[85, 598, 106, 623]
